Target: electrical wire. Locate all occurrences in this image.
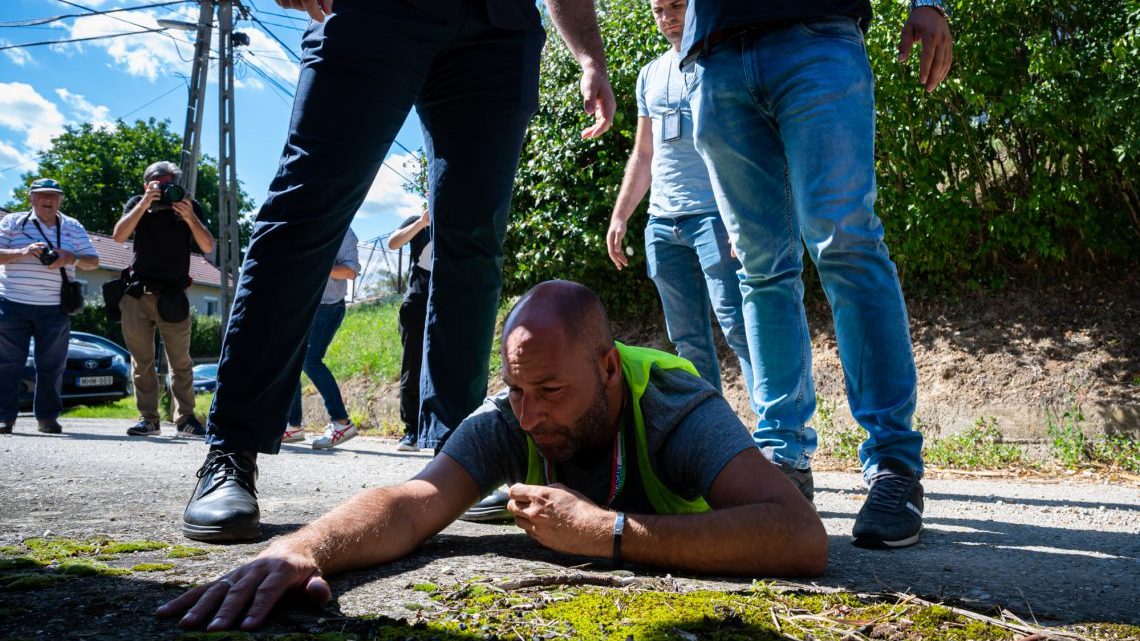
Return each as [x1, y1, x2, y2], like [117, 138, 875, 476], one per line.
[51, 0, 197, 49]
[117, 82, 187, 120]
[0, 26, 169, 51]
[0, 1, 189, 28]
[244, 13, 301, 63]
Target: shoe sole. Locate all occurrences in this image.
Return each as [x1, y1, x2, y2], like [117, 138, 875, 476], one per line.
[176, 431, 207, 438]
[127, 431, 160, 436]
[852, 527, 922, 550]
[458, 510, 514, 523]
[182, 521, 262, 542]
[281, 435, 306, 443]
[396, 444, 419, 452]
[310, 428, 353, 449]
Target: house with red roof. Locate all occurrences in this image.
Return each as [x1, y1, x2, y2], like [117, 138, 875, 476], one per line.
[81, 232, 231, 316]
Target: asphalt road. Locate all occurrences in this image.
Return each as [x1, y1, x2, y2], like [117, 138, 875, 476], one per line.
[1, 418, 1137, 636]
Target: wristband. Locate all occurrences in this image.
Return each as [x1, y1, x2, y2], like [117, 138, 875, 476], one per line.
[612, 511, 625, 569]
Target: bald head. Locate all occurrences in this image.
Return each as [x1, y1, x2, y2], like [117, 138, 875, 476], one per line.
[503, 280, 613, 358]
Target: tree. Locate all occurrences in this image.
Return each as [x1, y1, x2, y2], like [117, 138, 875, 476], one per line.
[4, 118, 254, 250]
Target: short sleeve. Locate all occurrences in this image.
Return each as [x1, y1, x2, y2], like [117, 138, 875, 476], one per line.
[439, 395, 529, 496]
[123, 195, 143, 215]
[0, 214, 16, 249]
[337, 229, 361, 272]
[636, 64, 650, 118]
[660, 397, 755, 498]
[67, 218, 98, 258]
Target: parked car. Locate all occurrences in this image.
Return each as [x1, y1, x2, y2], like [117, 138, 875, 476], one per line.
[192, 363, 218, 395]
[20, 334, 132, 409]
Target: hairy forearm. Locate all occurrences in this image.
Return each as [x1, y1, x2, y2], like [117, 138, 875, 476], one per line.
[113, 201, 149, 242]
[0, 248, 26, 264]
[545, 0, 607, 69]
[611, 153, 652, 223]
[271, 482, 444, 576]
[621, 503, 828, 576]
[189, 218, 215, 254]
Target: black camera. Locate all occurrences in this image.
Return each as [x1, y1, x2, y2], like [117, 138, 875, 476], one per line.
[158, 182, 186, 204]
[38, 248, 59, 266]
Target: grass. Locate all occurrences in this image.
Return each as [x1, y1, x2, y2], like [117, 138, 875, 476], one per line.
[324, 298, 403, 383]
[62, 393, 215, 420]
[0, 536, 209, 592]
[811, 397, 863, 466]
[1046, 400, 1140, 473]
[924, 417, 1027, 469]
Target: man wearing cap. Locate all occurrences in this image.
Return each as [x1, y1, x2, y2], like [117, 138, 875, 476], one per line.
[113, 161, 215, 438]
[0, 178, 99, 435]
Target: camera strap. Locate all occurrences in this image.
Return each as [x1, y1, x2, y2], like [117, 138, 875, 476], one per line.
[30, 215, 73, 284]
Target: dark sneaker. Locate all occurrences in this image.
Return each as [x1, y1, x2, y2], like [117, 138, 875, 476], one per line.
[37, 419, 62, 434]
[396, 433, 419, 452]
[761, 446, 813, 503]
[459, 488, 513, 523]
[175, 415, 207, 438]
[182, 449, 260, 542]
[0, 421, 12, 435]
[127, 419, 161, 436]
[852, 459, 924, 549]
[782, 466, 815, 504]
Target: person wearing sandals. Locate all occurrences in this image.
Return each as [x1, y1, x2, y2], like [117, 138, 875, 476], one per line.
[281, 228, 360, 449]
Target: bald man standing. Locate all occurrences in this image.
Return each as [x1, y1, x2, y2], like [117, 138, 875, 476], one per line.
[159, 279, 825, 633]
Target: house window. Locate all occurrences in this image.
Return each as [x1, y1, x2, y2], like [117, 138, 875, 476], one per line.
[204, 296, 218, 316]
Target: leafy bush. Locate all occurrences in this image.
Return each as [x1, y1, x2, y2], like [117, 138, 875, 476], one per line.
[506, 0, 1139, 315]
[69, 303, 222, 359]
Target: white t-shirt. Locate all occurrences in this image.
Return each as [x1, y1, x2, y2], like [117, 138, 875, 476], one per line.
[0, 211, 97, 306]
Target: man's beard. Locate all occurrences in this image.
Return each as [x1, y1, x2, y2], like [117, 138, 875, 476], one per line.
[531, 376, 610, 463]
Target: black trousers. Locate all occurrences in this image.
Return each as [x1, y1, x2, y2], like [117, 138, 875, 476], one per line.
[205, 0, 544, 453]
[398, 267, 430, 438]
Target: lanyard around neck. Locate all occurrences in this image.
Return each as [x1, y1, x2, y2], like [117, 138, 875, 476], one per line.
[30, 215, 61, 250]
[543, 423, 627, 508]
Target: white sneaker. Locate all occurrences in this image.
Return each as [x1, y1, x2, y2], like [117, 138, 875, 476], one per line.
[281, 425, 306, 443]
[312, 421, 356, 450]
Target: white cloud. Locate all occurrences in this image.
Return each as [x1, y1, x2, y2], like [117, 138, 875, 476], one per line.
[63, 11, 189, 82]
[0, 82, 67, 151]
[0, 140, 37, 175]
[1, 41, 33, 66]
[55, 89, 114, 130]
[356, 151, 424, 223]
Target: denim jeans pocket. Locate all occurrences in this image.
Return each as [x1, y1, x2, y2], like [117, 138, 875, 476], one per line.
[794, 16, 864, 46]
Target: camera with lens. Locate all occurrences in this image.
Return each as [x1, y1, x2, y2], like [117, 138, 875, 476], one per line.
[38, 248, 59, 266]
[158, 182, 186, 205]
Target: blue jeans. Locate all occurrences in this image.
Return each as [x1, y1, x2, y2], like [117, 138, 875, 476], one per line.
[0, 298, 70, 422]
[691, 16, 922, 479]
[205, 0, 543, 454]
[644, 211, 754, 406]
[288, 302, 348, 425]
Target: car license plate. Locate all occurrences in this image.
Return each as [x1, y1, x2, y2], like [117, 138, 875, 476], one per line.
[77, 376, 113, 387]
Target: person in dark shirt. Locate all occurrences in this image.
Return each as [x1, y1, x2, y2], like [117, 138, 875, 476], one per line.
[386, 205, 432, 452]
[113, 161, 215, 438]
[681, 0, 952, 549]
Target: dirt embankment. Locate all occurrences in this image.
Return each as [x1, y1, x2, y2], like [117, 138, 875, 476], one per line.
[298, 267, 1138, 441]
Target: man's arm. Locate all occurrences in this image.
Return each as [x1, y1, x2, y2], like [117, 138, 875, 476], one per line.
[173, 200, 215, 254]
[509, 448, 827, 577]
[157, 454, 480, 631]
[113, 188, 159, 243]
[545, 0, 616, 139]
[898, 6, 953, 92]
[388, 212, 429, 250]
[606, 117, 654, 270]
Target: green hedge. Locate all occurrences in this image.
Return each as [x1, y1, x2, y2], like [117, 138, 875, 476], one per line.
[69, 303, 224, 360]
[504, 0, 1139, 314]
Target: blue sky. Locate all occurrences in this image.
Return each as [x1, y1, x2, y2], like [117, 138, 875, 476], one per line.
[0, 0, 426, 242]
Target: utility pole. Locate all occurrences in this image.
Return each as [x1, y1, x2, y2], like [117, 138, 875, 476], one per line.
[171, 0, 246, 324]
[216, 0, 242, 324]
[177, 0, 214, 195]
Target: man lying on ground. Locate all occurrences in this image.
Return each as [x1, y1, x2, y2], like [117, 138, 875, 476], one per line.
[158, 279, 826, 632]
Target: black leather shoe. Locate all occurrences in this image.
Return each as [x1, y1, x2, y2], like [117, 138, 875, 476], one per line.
[459, 489, 513, 523]
[36, 419, 62, 434]
[182, 450, 261, 542]
[0, 421, 12, 435]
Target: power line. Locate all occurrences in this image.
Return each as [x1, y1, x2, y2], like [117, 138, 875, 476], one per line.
[52, 0, 197, 49]
[0, 0, 189, 27]
[117, 82, 187, 120]
[0, 26, 169, 51]
[239, 53, 295, 99]
[244, 13, 301, 62]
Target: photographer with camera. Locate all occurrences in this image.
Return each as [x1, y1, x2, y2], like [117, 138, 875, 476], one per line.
[0, 178, 99, 435]
[113, 161, 214, 438]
